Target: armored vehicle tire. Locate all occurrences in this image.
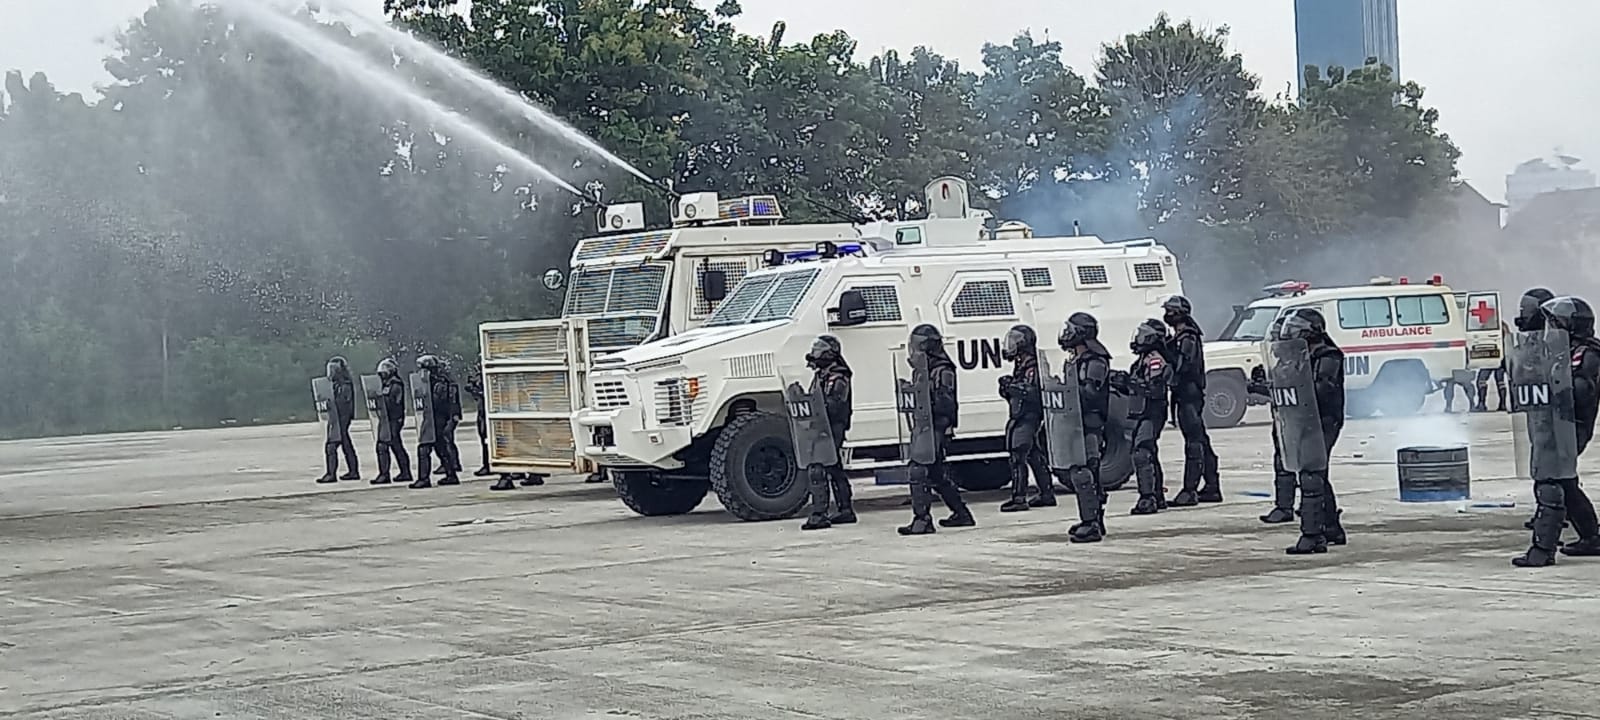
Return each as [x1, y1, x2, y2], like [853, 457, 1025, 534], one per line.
[612, 469, 709, 516]
[1374, 363, 1428, 417]
[953, 460, 1011, 492]
[1203, 372, 1249, 429]
[709, 411, 810, 521]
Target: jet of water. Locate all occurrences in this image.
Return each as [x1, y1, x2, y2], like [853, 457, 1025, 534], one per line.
[215, 0, 584, 197]
[320, 0, 658, 186]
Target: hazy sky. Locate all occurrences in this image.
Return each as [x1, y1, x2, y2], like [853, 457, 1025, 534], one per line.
[2, 0, 1595, 202]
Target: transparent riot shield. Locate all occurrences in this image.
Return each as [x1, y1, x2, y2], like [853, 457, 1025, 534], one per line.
[359, 374, 389, 443]
[1266, 338, 1328, 473]
[1510, 329, 1578, 480]
[893, 347, 938, 465]
[1038, 348, 1087, 470]
[779, 366, 838, 469]
[409, 369, 436, 445]
[310, 377, 340, 443]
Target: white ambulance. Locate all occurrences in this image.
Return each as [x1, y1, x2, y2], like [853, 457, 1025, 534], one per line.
[1201, 276, 1504, 427]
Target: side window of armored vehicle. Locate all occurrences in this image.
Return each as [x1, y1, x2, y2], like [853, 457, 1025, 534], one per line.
[841, 284, 904, 324]
[895, 226, 924, 246]
[947, 277, 1018, 321]
[1073, 264, 1111, 289]
[1019, 267, 1053, 290]
[692, 259, 753, 318]
[1127, 260, 1166, 286]
[1395, 294, 1451, 326]
[1337, 297, 1394, 330]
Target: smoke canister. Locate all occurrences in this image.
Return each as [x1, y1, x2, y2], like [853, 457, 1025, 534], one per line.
[1397, 445, 1471, 502]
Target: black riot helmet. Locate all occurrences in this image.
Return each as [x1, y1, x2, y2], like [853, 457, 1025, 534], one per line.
[1540, 296, 1595, 338]
[1516, 287, 1556, 331]
[1058, 312, 1100, 350]
[1001, 325, 1037, 361]
[1278, 307, 1327, 342]
[417, 354, 441, 371]
[377, 358, 399, 379]
[1161, 295, 1193, 326]
[326, 356, 350, 381]
[1131, 319, 1167, 353]
[909, 324, 944, 355]
[805, 334, 844, 369]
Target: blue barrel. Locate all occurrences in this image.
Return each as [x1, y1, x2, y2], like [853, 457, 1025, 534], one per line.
[1396, 445, 1471, 502]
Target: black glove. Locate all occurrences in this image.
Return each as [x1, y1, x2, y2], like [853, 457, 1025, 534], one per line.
[1248, 365, 1268, 396]
[998, 375, 1015, 399]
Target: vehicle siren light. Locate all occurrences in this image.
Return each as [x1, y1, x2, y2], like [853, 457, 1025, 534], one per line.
[1399, 276, 1410, 285]
[762, 248, 784, 267]
[1428, 274, 1444, 286]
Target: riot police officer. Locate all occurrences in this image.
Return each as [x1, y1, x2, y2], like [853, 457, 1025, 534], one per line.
[370, 358, 414, 485]
[999, 325, 1053, 512]
[1514, 288, 1557, 532]
[798, 335, 856, 530]
[1515, 296, 1600, 565]
[1268, 309, 1347, 555]
[1123, 319, 1171, 515]
[434, 371, 465, 477]
[1161, 296, 1222, 505]
[409, 355, 461, 489]
[317, 356, 361, 483]
[467, 364, 495, 480]
[898, 324, 975, 535]
[1057, 312, 1112, 542]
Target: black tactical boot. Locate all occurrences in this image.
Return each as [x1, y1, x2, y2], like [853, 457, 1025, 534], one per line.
[1001, 463, 1031, 512]
[1260, 507, 1295, 524]
[802, 468, 833, 530]
[1028, 493, 1057, 508]
[939, 511, 976, 527]
[370, 474, 392, 485]
[1559, 537, 1600, 556]
[519, 474, 546, 486]
[1513, 548, 1557, 567]
[1068, 522, 1104, 543]
[318, 444, 339, 483]
[830, 475, 856, 524]
[1285, 535, 1328, 555]
[475, 466, 493, 477]
[1325, 509, 1347, 546]
[900, 481, 937, 535]
[802, 513, 832, 530]
[316, 473, 337, 484]
[1198, 486, 1224, 503]
[339, 471, 360, 481]
[933, 482, 975, 527]
[408, 477, 432, 489]
[438, 474, 461, 486]
[1169, 489, 1199, 507]
[1000, 498, 1030, 512]
[490, 476, 516, 491]
[1131, 496, 1159, 515]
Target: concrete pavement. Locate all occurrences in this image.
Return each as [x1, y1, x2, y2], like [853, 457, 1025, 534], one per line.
[3, 407, 1599, 719]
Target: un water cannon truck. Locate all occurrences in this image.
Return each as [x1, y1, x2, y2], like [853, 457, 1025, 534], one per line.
[575, 177, 1189, 521]
[1201, 276, 1504, 428]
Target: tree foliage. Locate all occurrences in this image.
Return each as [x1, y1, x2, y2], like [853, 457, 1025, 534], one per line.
[0, 4, 1461, 438]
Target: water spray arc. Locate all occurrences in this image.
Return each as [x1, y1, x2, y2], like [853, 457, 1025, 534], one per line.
[215, 0, 584, 197]
[320, 0, 657, 186]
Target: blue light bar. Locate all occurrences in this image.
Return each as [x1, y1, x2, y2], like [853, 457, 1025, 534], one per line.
[762, 243, 868, 266]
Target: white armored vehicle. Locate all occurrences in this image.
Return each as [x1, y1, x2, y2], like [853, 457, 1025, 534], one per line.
[575, 177, 1189, 520]
[479, 191, 864, 477]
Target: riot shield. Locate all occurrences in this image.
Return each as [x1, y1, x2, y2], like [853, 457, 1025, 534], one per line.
[310, 377, 341, 443]
[894, 347, 938, 465]
[409, 369, 436, 445]
[1266, 338, 1328, 473]
[1039, 349, 1087, 471]
[780, 368, 838, 468]
[1510, 329, 1578, 480]
[360, 374, 390, 443]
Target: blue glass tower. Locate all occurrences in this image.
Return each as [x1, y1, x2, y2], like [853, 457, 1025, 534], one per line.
[1294, 0, 1399, 83]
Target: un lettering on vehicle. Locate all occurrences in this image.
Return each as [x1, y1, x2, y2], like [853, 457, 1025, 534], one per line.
[1345, 355, 1370, 376]
[956, 337, 1004, 371]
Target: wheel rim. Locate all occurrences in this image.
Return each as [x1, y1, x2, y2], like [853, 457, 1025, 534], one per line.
[1207, 391, 1237, 420]
[745, 438, 794, 499]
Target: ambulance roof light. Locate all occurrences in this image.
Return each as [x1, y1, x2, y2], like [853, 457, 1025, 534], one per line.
[1262, 280, 1312, 297]
[1370, 276, 1394, 285]
[1399, 276, 1410, 284]
[1427, 274, 1444, 286]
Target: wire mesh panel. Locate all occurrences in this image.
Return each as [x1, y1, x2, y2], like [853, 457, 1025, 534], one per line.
[950, 279, 1015, 318]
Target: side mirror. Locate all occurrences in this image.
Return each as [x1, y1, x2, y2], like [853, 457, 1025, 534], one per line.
[829, 290, 868, 327]
[1231, 304, 1244, 313]
[701, 269, 728, 303]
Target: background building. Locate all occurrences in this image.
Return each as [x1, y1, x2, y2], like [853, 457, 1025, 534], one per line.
[1505, 155, 1597, 217]
[1294, 0, 1400, 82]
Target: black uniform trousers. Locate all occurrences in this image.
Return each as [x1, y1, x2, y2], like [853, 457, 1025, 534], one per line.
[377, 417, 412, 480]
[909, 432, 968, 521]
[325, 415, 358, 477]
[807, 422, 853, 517]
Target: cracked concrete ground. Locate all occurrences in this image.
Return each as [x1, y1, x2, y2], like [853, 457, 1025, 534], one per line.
[3, 406, 1599, 719]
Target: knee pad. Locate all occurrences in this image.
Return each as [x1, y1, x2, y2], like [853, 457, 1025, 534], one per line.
[1070, 467, 1097, 493]
[806, 464, 827, 484]
[1535, 479, 1567, 510]
[1131, 446, 1155, 468]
